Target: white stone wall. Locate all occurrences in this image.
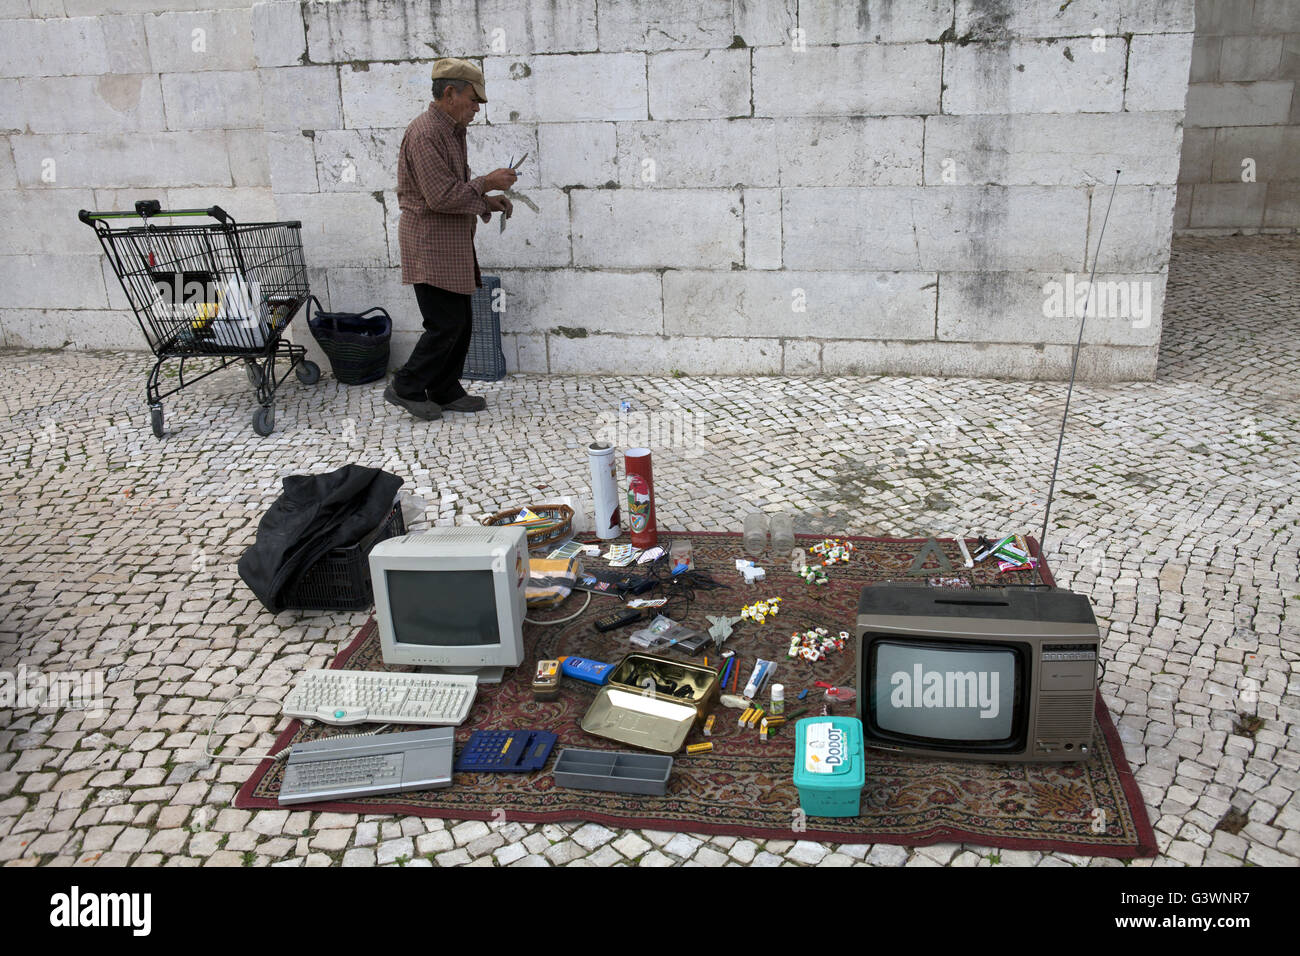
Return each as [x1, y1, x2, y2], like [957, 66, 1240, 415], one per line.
[1, 0, 1198, 380]
[1176, 0, 1299, 233]
[0, 2, 270, 351]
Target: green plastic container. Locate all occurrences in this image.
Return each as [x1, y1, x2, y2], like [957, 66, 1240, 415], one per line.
[793, 716, 865, 818]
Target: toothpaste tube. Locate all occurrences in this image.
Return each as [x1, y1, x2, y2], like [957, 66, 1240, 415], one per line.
[556, 655, 615, 686]
[743, 658, 776, 700]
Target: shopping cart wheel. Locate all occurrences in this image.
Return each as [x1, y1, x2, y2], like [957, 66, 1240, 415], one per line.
[244, 359, 264, 390]
[149, 405, 165, 439]
[252, 405, 275, 437]
[295, 360, 321, 385]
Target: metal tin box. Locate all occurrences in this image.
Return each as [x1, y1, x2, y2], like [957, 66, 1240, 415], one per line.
[580, 653, 720, 754]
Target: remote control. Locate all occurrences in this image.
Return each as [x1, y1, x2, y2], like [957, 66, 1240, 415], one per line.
[594, 608, 643, 632]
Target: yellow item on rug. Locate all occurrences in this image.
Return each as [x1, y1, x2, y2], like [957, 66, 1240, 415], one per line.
[526, 556, 578, 609]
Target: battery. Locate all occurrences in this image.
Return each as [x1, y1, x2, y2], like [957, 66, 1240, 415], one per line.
[686, 742, 713, 755]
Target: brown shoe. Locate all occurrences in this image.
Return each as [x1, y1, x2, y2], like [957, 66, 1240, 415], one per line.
[384, 384, 442, 420]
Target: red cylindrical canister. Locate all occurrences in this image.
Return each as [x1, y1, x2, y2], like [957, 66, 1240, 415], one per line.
[624, 447, 657, 550]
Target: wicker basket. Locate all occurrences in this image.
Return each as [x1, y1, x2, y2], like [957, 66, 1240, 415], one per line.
[306, 296, 392, 386]
[481, 503, 574, 550]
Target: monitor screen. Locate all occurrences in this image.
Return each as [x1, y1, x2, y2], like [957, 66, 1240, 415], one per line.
[872, 640, 1019, 743]
[386, 568, 501, 648]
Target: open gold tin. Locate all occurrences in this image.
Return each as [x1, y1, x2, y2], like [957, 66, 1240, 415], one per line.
[580, 653, 721, 754]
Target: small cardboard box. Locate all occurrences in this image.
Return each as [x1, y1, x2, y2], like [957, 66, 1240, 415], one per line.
[580, 653, 719, 754]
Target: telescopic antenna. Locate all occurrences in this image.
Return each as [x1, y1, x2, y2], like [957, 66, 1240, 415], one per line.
[1036, 170, 1121, 586]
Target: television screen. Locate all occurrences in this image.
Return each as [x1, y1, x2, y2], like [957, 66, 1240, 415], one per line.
[387, 568, 501, 648]
[873, 641, 1019, 742]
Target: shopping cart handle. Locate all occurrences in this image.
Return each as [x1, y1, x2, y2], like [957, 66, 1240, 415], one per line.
[143, 202, 232, 224]
[77, 202, 235, 225]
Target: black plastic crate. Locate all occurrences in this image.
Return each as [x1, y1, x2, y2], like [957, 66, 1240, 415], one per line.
[465, 275, 508, 382]
[281, 501, 406, 611]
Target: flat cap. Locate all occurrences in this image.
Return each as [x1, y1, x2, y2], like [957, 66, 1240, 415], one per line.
[431, 57, 486, 103]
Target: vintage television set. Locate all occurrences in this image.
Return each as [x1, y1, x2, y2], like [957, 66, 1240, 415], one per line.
[856, 584, 1100, 762]
[368, 525, 529, 682]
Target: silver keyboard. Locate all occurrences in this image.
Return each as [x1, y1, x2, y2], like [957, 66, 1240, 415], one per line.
[278, 727, 454, 805]
[287, 753, 402, 792]
[282, 669, 478, 726]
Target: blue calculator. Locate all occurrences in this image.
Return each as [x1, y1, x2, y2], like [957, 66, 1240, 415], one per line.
[455, 730, 557, 773]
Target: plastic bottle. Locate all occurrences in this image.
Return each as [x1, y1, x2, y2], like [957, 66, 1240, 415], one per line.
[557, 655, 615, 686]
[770, 683, 785, 715]
[743, 512, 768, 555]
[769, 512, 795, 553]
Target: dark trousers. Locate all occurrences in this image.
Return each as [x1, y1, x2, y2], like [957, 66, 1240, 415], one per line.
[392, 283, 471, 405]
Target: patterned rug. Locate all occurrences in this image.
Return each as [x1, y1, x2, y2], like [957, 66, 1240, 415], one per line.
[237, 533, 1156, 857]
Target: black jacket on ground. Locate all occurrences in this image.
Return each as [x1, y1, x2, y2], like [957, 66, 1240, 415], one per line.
[238, 464, 404, 613]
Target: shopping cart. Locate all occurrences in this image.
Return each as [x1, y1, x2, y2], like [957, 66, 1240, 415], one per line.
[79, 199, 320, 438]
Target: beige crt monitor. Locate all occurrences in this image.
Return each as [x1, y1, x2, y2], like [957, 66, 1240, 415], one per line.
[368, 525, 529, 683]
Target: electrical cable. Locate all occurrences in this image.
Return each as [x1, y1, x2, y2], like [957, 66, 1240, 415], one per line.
[547, 536, 732, 630]
[525, 589, 591, 625]
[203, 693, 390, 764]
[203, 694, 294, 765]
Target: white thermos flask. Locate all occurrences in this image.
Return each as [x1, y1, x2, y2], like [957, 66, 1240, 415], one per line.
[587, 442, 621, 539]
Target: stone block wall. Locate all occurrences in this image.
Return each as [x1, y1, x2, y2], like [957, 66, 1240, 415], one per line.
[0, 2, 273, 350]
[1176, 0, 1300, 233]
[2, 1, 1202, 380]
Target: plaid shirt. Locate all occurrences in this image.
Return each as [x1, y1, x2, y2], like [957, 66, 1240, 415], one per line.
[397, 104, 488, 294]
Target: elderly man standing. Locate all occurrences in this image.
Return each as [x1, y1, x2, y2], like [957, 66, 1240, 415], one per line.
[385, 58, 517, 421]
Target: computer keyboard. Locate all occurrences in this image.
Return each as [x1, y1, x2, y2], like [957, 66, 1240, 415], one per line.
[282, 669, 478, 726]
[278, 727, 454, 805]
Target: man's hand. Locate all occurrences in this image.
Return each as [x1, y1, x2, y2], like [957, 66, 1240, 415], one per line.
[481, 193, 513, 223]
[482, 167, 518, 192]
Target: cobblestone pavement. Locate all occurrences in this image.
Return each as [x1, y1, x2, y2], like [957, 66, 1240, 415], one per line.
[1, 236, 1296, 868]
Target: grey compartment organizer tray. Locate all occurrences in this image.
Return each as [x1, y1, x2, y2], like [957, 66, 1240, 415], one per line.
[552, 748, 673, 797]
